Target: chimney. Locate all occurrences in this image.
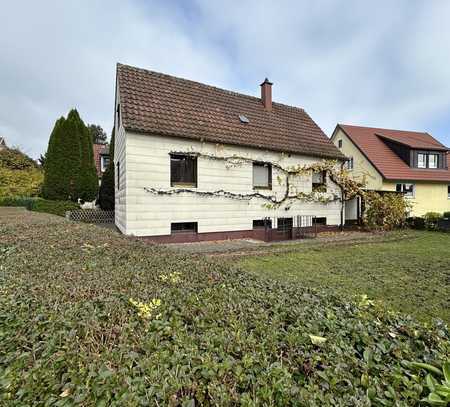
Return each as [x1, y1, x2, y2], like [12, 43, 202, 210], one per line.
[260, 78, 273, 111]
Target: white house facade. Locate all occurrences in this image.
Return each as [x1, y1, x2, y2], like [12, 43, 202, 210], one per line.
[114, 64, 346, 243]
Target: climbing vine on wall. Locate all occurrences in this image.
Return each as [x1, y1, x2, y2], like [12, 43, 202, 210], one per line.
[143, 150, 365, 209]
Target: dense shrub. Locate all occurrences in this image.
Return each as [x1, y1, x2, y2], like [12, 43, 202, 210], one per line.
[424, 212, 442, 230]
[443, 211, 450, 219]
[97, 129, 114, 210]
[0, 196, 79, 216]
[42, 109, 98, 202]
[0, 196, 39, 209]
[29, 199, 79, 217]
[0, 148, 43, 198]
[364, 192, 410, 230]
[0, 214, 449, 405]
[406, 216, 426, 230]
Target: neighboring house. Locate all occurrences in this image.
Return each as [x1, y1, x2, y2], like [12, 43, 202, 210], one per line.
[93, 143, 110, 179]
[114, 63, 345, 242]
[0, 137, 6, 151]
[331, 124, 450, 219]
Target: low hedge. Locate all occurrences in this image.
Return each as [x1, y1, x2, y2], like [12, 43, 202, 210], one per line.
[0, 197, 79, 217]
[0, 215, 449, 405]
[29, 198, 79, 217]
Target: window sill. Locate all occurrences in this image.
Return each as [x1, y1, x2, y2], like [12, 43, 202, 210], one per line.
[171, 183, 197, 188]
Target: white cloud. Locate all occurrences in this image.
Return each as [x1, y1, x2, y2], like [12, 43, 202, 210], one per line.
[0, 0, 449, 158]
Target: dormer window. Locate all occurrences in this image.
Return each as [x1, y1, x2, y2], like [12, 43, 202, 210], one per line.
[429, 154, 438, 169]
[415, 152, 440, 169]
[418, 153, 426, 168]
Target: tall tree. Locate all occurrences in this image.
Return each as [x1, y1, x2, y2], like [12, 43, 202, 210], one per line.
[42, 116, 79, 200]
[87, 124, 107, 144]
[71, 111, 98, 202]
[42, 109, 98, 201]
[97, 128, 115, 210]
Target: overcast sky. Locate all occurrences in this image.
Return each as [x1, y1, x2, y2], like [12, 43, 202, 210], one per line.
[1, 0, 450, 158]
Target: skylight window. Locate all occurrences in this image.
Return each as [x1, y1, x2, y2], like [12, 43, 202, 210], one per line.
[239, 115, 249, 124]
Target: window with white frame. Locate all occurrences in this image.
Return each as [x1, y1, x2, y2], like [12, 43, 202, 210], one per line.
[312, 171, 327, 192]
[396, 183, 415, 198]
[346, 157, 354, 170]
[428, 154, 438, 169]
[417, 153, 426, 168]
[100, 156, 110, 172]
[416, 152, 439, 169]
[253, 162, 272, 189]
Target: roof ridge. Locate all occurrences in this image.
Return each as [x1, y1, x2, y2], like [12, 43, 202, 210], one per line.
[117, 63, 305, 112]
[339, 123, 428, 135]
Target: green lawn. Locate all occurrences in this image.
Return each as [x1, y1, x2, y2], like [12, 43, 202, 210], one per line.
[238, 231, 450, 323]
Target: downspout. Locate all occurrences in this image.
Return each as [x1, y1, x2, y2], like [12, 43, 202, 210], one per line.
[339, 161, 345, 231]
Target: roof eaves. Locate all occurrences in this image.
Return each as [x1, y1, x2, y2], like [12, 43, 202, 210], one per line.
[125, 126, 345, 160]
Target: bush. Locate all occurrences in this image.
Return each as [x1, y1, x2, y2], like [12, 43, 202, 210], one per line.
[0, 149, 43, 198]
[406, 216, 425, 230]
[29, 199, 79, 217]
[443, 211, 450, 219]
[364, 192, 410, 230]
[0, 196, 38, 209]
[1, 214, 449, 405]
[424, 212, 442, 230]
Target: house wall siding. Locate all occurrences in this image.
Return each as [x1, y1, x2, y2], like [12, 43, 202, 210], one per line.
[121, 131, 343, 237]
[114, 89, 127, 233]
[383, 181, 450, 216]
[332, 128, 384, 190]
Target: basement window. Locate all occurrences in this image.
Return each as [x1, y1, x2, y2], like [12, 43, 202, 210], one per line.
[253, 162, 272, 189]
[253, 219, 272, 229]
[312, 171, 327, 192]
[277, 217, 293, 231]
[171, 222, 198, 234]
[170, 154, 197, 187]
[396, 183, 415, 198]
[314, 217, 327, 225]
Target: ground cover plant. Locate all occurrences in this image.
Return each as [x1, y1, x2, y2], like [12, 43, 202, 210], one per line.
[238, 231, 450, 324]
[0, 210, 449, 405]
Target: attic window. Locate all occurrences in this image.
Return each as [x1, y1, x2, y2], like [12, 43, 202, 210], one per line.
[239, 115, 249, 124]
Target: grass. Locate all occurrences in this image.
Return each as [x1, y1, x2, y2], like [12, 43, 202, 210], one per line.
[0, 210, 449, 405]
[237, 230, 450, 323]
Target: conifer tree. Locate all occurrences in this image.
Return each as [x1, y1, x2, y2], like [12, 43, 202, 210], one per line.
[42, 116, 80, 200]
[69, 110, 98, 201]
[42, 109, 98, 201]
[97, 129, 115, 210]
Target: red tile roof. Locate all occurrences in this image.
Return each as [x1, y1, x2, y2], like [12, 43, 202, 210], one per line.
[117, 64, 344, 159]
[338, 124, 450, 182]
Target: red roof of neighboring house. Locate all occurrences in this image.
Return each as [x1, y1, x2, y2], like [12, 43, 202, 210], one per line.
[116, 64, 344, 159]
[337, 124, 450, 182]
[93, 143, 109, 177]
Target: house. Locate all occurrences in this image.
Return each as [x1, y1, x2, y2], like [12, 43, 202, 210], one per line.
[114, 63, 345, 242]
[331, 124, 450, 219]
[0, 137, 6, 151]
[93, 143, 110, 179]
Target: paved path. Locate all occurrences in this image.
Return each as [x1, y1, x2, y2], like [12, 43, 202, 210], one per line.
[166, 230, 402, 256]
